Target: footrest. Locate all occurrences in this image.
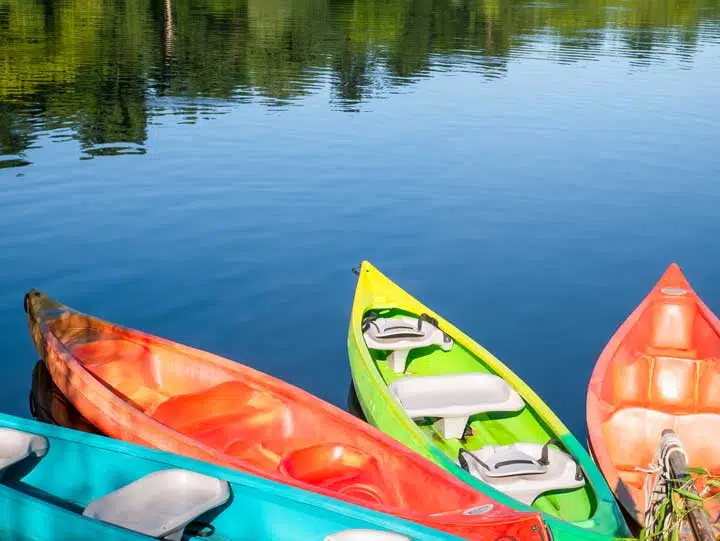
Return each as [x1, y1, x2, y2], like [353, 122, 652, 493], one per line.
[83, 469, 230, 540]
[389, 373, 525, 439]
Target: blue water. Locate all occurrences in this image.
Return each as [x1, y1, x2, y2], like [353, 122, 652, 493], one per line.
[2, 0, 720, 444]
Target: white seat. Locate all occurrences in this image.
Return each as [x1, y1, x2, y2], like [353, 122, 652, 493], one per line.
[83, 469, 230, 541]
[389, 373, 525, 439]
[458, 441, 586, 505]
[0, 428, 49, 478]
[362, 314, 453, 373]
[325, 530, 411, 541]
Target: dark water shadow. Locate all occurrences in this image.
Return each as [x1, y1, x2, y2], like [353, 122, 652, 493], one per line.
[346, 380, 367, 422]
[28, 360, 101, 435]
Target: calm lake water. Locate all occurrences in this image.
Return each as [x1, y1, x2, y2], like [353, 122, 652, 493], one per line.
[1, 0, 720, 442]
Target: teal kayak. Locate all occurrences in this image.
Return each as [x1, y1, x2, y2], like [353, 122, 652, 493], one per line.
[0, 411, 469, 541]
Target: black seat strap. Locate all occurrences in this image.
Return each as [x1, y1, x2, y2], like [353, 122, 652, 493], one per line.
[538, 438, 584, 481]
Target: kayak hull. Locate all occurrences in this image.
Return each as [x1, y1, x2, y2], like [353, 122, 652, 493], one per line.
[24, 288, 550, 541]
[587, 263, 720, 534]
[347, 261, 631, 541]
[0, 411, 482, 541]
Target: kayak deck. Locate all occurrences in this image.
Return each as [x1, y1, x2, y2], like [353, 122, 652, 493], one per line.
[365, 307, 595, 524]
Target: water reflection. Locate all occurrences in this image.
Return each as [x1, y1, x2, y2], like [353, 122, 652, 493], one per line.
[1, 0, 719, 166]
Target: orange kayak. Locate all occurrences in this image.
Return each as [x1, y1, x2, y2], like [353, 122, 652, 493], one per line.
[25, 289, 550, 541]
[587, 264, 720, 532]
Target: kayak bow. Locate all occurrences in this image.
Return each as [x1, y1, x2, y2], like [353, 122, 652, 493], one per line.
[587, 263, 720, 535]
[347, 261, 631, 540]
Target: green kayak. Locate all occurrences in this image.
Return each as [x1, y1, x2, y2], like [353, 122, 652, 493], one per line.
[347, 261, 633, 541]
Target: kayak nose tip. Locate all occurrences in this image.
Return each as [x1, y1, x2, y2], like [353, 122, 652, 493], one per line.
[24, 289, 42, 315]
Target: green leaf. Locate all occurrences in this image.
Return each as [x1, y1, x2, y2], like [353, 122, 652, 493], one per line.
[685, 466, 710, 476]
[655, 498, 670, 527]
[675, 488, 704, 502]
[705, 479, 720, 488]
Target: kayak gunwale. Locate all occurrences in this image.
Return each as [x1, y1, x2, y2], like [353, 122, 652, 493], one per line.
[347, 260, 632, 540]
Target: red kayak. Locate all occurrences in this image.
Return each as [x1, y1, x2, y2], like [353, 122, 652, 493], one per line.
[25, 289, 550, 541]
[587, 264, 720, 532]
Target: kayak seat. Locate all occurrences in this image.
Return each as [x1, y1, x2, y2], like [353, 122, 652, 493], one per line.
[189, 407, 293, 460]
[458, 441, 585, 505]
[389, 373, 525, 439]
[151, 381, 283, 433]
[0, 427, 49, 477]
[362, 313, 453, 373]
[325, 530, 411, 540]
[82, 468, 231, 541]
[278, 444, 389, 505]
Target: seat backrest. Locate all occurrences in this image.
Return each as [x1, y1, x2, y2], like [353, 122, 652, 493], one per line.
[0, 428, 49, 477]
[82, 469, 230, 541]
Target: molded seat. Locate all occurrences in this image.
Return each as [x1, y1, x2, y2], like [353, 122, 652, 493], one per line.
[325, 530, 411, 540]
[459, 441, 585, 505]
[278, 444, 388, 504]
[82, 469, 230, 541]
[362, 314, 453, 373]
[151, 381, 274, 431]
[389, 373, 525, 439]
[0, 428, 49, 477]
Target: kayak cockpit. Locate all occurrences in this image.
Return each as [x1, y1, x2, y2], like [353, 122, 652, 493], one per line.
[598, 287, 720, 493]
[361, 308, 594, 522]
[0, 427, 231, 540]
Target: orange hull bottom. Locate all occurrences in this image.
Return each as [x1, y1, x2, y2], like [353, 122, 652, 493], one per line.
[587, 264, 720, 534]
[25, 289, 549, 541]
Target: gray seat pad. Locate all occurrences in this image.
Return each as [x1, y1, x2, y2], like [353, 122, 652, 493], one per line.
[458, 440, 586, 505]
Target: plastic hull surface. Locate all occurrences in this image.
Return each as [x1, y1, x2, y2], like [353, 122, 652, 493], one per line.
[24, 289, 550, 541]
[587, 263, 720, 533]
